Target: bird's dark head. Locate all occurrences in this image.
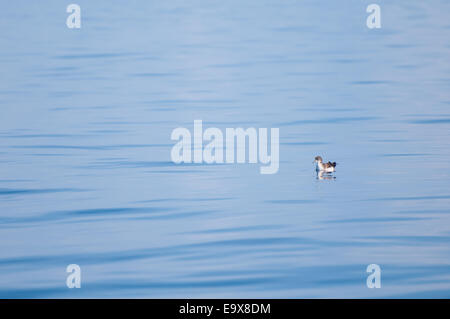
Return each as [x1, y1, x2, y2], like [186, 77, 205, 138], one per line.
[314, 156, 323, 163]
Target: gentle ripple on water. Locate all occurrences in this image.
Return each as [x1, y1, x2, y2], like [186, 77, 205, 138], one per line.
[0, 0, 449, 298]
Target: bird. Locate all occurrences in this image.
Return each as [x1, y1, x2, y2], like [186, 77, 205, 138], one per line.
[314, 156, 337, 173]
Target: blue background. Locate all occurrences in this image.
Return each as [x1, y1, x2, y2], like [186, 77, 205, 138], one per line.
[0, 0, 449, 297]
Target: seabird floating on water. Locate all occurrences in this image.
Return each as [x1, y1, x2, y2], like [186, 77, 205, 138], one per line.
[314, 156, 337, 173]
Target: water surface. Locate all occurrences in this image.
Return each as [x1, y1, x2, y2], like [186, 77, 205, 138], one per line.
[0, 0, 449, 298]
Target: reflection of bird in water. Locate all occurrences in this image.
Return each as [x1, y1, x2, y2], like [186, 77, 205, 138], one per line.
[314, 156, 336, 173]
[317, 170, 336, 180]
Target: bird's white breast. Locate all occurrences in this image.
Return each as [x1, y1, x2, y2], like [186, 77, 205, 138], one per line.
[317, 162, 335, 172]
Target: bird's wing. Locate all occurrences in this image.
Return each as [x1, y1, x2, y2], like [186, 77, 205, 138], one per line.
[326, 161, 337, 168]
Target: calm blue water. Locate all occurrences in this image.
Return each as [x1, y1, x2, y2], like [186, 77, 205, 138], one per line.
[1, 0, 450, 298]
